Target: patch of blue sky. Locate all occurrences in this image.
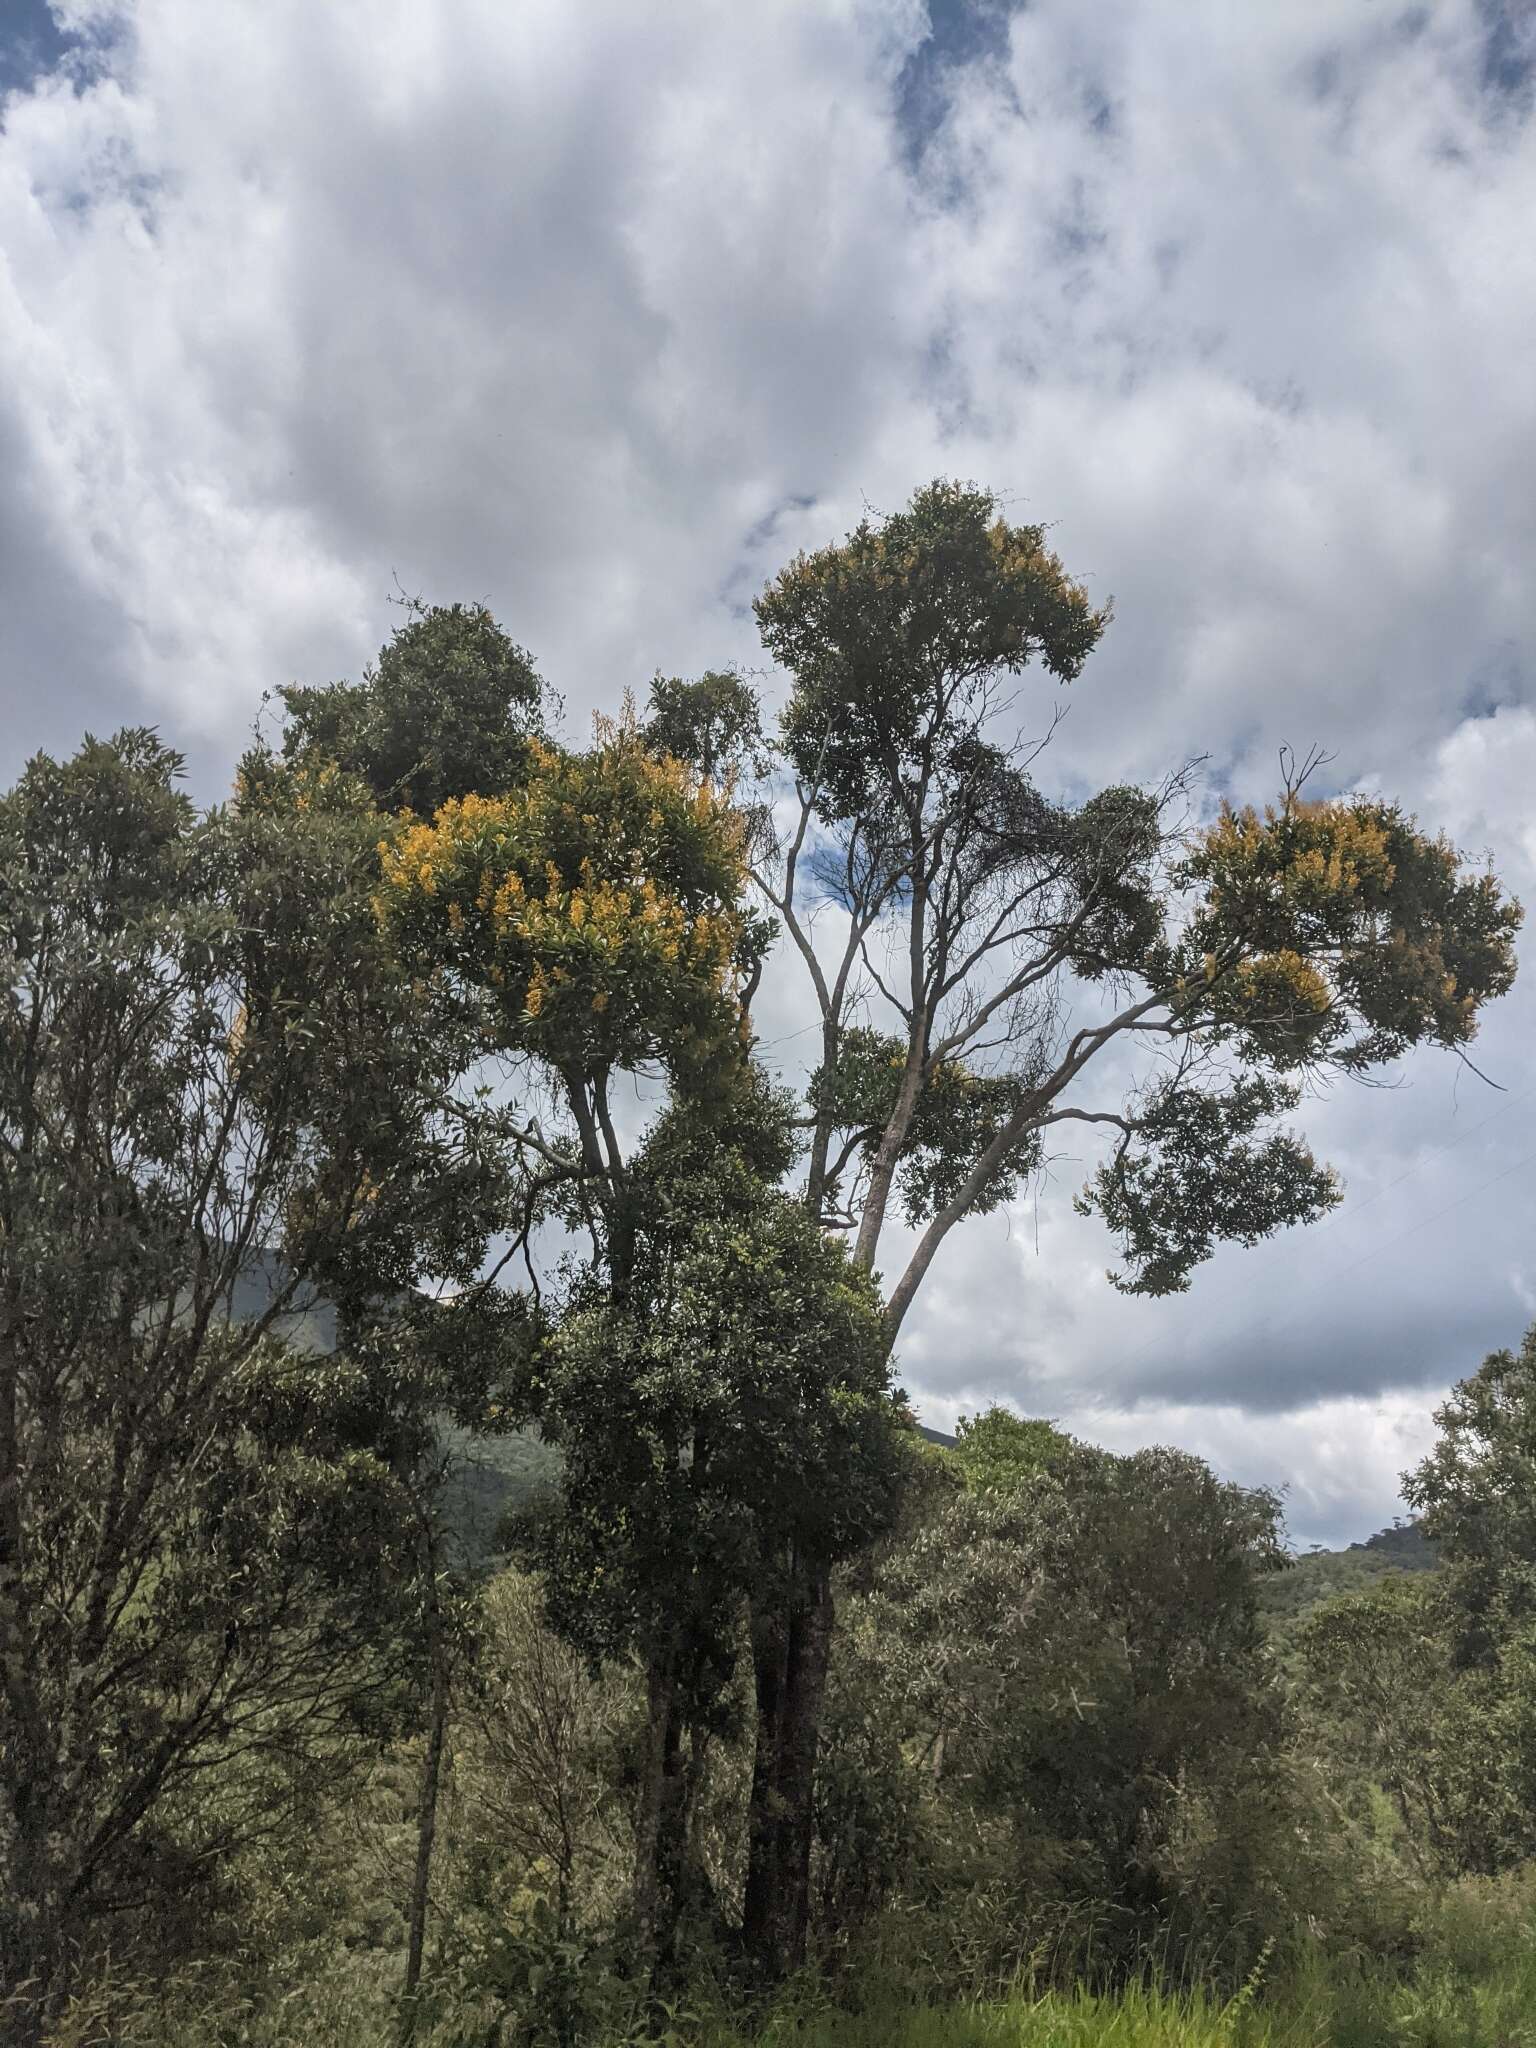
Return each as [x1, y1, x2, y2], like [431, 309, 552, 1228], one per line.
[716, 493, 818, 620]
[1477, 0, 1535, 100]
[0, 0, 70, 102]
[1458, 645, 1527, 725]
[0, 1, 127, 123]
[892, 0, 1019, 170]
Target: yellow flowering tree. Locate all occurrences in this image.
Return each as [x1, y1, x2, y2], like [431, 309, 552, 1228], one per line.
[374, 722, 763, 1178]
[1183, 790, 1515, 1070]
[269, 685, 790, 1976]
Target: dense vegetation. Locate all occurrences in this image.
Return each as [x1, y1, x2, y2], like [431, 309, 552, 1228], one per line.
[1, 484, 1529, 2045]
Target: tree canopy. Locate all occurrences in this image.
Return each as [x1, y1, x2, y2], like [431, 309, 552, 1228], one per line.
[278, 600, 546, 818]
[724, 481, 1522, 1335]
[0, 730, 525, 2024]
[4, 475, 1524, 2027]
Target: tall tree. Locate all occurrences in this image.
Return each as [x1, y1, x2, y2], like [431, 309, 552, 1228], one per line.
[278, 599, 547, 818]
[1405, 1322, 1536, 1663]
[652, 475, 1521, 1974]
[370, 716, 788, 1960]
[526, 1080, 902, 1964]
[0, 735, 522, 2034]
[830, 1437, 1292, 1978]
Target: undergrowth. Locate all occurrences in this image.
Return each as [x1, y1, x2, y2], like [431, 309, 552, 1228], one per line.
[35, 1871, 1536, 2048]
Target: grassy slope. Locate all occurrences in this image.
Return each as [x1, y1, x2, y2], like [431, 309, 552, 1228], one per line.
[75, 1925, 1536, 2048]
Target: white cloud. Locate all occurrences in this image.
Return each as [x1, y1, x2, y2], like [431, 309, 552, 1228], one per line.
[2, 0, 1534, 1537]
[1425, 703, 1536, 888]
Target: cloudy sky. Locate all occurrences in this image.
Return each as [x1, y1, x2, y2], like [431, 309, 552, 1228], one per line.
[3, 0, 1534, 1544]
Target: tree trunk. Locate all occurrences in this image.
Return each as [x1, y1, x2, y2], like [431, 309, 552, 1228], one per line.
[0, 1371, 60, 2042]
[403, 1491, 452, 2030]
[652, 1709, 692, 1972]
[742, 1567, 834, 1980]
[402, 1538, 450, 2038]
[403, 1641, 448, 2006]
[0, 1727, 71, 2045]
[633, 1654, 692, 1963]
[851, 1056, 925, 1275]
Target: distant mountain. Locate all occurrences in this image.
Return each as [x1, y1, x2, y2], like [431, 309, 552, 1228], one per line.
[441, 1418, 961, 1567]
[1257, 1518, 1437, 1631]
[437, 1422, 561, 1566]
[1346, 1520, 1437, 1570]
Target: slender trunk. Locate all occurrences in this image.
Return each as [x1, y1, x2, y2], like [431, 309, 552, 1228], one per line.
[403, 1645, 448, 2004]
[1, 1816, 66, 2048]
[882, 1093, 1037, 1344]
[743, 1568, 834, 1980]
[851, 1055, 925, 1275]
[402, 1482, 454, 2025]
[652, 1709, 691, 1971]
[632, 1654, 680, 1958]
[853, 811, 930, 1272]
[403, 1543, 449, 2025]
[776, 1572, 833, 1969]
[742, 1592, 788, 1966]
[804, 1019, 840, 1219]
[1, 1416, 68, 2043]
[632, 1653, 702, 1982]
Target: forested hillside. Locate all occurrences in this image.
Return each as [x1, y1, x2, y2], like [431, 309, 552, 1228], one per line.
[1259, 1519, 1438, 1630]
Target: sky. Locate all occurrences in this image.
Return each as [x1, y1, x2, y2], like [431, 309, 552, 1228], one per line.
[3, 0, 1535, 1545]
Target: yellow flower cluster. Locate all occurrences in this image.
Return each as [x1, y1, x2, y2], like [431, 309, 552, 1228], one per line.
[1202, 799, 1396, 903]
[1234, 949, 1332, 1017]
[372, 743, 749, 1042]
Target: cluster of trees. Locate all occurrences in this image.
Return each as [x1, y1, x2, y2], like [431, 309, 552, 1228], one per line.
[1296, 1329, 1536, 1890]
[0, 480, 1522, 2041]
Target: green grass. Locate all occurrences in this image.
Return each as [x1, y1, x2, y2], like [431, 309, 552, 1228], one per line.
[700, 1958, 1536, 2048]
[52, 1962, 1536, 2048]
[42, 1872, 1536, 2048]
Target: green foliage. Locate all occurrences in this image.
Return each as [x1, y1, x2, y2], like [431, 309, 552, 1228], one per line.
[645, 669, 768, 786]
[759, 478, 1108, 821]
[374, 722, 755, 1098]
[819, 1438, 1294, 1982]
[1182, 794, 1521, 1072]
[1073, 783, 1522, 1294]
[754, 481, 1519, 1330]
[810, 1028, 1042, 1227]
[1078, 1074, 1338, 1297]
[6, 491, 1530, 2043]
[0, 730, 520, 2021]
[1404, 1321, 1536, 1657]
[951, 1407, 1077, 1494]
[1295, 1574, 1533, 1882]
[278, 600, 546, 816]
[1256, 1521, 1436, 1636]
[525, 1084, 904, 1723]
[39, 1898, 1536, 2048]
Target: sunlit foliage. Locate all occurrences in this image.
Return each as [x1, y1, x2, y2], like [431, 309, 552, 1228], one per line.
[374, 725, 754, 1091]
